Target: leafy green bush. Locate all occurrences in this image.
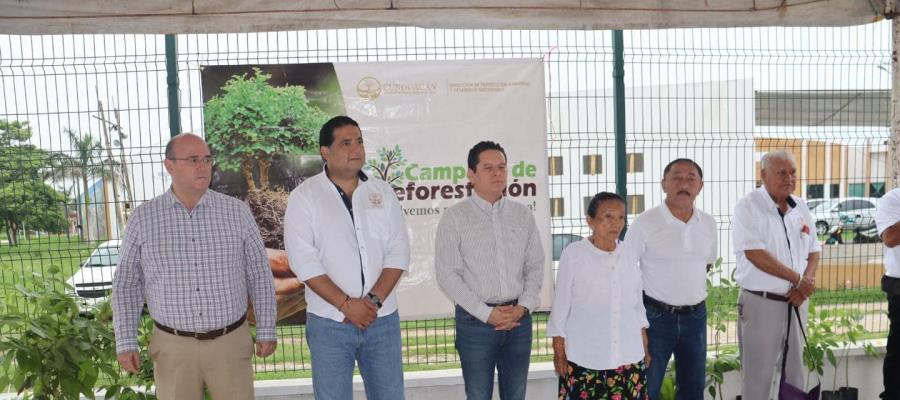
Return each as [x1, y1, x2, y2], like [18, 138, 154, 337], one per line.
[0, 266, 155, 399]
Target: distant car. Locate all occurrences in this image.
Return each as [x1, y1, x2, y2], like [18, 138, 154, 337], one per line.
[66, 239, 121, 311]
[809, 198, 879, 236]
[553, 233, 583, 264]
[806, 199, 827, 211]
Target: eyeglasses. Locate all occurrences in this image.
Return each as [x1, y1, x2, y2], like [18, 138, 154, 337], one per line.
[168, 156, 214, 167]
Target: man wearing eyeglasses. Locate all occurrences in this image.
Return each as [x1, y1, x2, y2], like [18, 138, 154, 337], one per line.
[284, 116, 410, 400]
[112, 133, 277, 399]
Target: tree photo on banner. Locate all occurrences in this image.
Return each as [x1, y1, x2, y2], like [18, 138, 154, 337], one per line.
[201, 59, 552, 321]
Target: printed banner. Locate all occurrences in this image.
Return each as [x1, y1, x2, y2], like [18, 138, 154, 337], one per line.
[201, 59, 551, 320]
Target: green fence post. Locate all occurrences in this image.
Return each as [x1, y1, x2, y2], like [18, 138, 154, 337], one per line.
[612, 30, 627, 236]
[165, 34, 181, 138]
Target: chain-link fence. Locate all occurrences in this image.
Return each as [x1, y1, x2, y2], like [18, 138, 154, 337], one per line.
[0, 22, 892, 375]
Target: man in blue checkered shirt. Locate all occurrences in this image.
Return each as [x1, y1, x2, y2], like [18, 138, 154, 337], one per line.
[112, 133, 277, 399]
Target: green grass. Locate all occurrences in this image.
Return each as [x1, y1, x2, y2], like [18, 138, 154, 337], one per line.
[0, 235, 96, 314]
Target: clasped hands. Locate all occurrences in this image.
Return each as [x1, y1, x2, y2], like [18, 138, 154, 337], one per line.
[786, 275, 815, 307]
[340, 296, 378, 330]
[487, 305, 528, 331]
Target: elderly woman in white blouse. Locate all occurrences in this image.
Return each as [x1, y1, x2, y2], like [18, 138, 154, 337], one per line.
[547, 192, 650, 400]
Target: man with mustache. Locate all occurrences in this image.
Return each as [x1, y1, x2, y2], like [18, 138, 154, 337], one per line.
[112, 133, 277, 399]
[623, 158, 717, 400]
[731, 150, 820, 400]
[284, 116, 410, 400]
[435, 141, 545, 400]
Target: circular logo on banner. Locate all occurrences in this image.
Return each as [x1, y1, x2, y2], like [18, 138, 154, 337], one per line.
[357, 77, 382, 100]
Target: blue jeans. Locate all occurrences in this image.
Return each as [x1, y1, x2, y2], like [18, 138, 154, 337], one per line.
[644, 299, 707, 400]
[306, 311, 404, 400]
[454, 305, 532, 400]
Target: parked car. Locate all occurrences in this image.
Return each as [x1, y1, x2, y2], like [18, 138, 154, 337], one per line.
[809, 198, 879, 236]
[66, 239, 121, 311]
[806, 199, 827, 211]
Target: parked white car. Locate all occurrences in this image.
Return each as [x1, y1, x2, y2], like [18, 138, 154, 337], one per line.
[66, 239, 121, 311]
[809, 198, 879, 236]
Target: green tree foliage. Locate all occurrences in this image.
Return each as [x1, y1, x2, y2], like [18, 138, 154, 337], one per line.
[204, 68, 329, 191]
[0, 181, 68, 245]
[0, 120, 68, 245]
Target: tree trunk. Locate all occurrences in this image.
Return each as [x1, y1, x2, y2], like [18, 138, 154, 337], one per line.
[241, 158, 257, 191]
[81, 175, 92, 242]
[9, 222, 18, 246]
[5, 225, 12, 246]
[258, 158, 271, 190]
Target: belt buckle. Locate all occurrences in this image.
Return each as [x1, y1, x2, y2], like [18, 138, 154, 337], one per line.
[221, 327, 228, 336]
[173, 329, 180, 336]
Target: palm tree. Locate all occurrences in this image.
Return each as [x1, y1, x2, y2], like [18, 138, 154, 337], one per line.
[62, 129, 104, 241]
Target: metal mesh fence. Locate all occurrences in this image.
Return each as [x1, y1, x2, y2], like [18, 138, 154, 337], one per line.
[0, 22, 892, 375]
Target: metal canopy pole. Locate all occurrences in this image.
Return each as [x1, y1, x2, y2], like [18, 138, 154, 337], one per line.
[612, 29, 628, 236]
[165, 34, 181, 138]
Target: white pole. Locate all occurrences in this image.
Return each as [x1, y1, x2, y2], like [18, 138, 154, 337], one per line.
[891, 2, 900, 188]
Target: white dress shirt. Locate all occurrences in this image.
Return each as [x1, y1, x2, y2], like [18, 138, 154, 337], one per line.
[876, 188, 900, 278]
[546, 239, 648, 371]
[624, 203, 717, 306]
[732, 187, 821, 293]
[284, 169, 410, 322]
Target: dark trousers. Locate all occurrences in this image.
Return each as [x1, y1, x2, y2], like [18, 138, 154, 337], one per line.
[883, 292, 900, 399]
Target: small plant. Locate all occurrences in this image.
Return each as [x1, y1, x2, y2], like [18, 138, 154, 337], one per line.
[805, 304, 877, 400]
[0, 266, 156, 399]
[705, 258, 741, 400]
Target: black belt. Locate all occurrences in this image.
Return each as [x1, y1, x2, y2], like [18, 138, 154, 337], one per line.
[155, 313, 246, 340]
[642, 294, 704, 314]
[486, 299, 518, 307]
[744, 289, 789, 302]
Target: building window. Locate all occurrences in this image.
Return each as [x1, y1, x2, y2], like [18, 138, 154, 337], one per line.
[870, 182, 886, 198]
[806, 184, 824, 199]
[583, 196, 593, 215]
[548, 156, 563, 176]
[848, 183, 865, 197]
[583, 154, 602, 175]
[627, 153, 644, 173]
[830, 184, 840, 198]
[550, 198, 565, 217]
[626, 195, 645, 215]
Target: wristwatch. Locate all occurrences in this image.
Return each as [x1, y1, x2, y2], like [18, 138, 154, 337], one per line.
[366, 292, 383, 309]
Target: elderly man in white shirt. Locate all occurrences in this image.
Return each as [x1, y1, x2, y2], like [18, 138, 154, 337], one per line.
[875, 188, 900, 399]
[732, 150, 820, 400]
[623, 158, 716, 400]
[284, 116, 411, 400]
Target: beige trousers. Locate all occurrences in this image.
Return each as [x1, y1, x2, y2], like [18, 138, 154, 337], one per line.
[737, 290, 809, 400]
[148, 321, 255, 400]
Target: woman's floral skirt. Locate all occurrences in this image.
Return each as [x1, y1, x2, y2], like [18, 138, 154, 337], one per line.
[558, 360, 648, 400]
